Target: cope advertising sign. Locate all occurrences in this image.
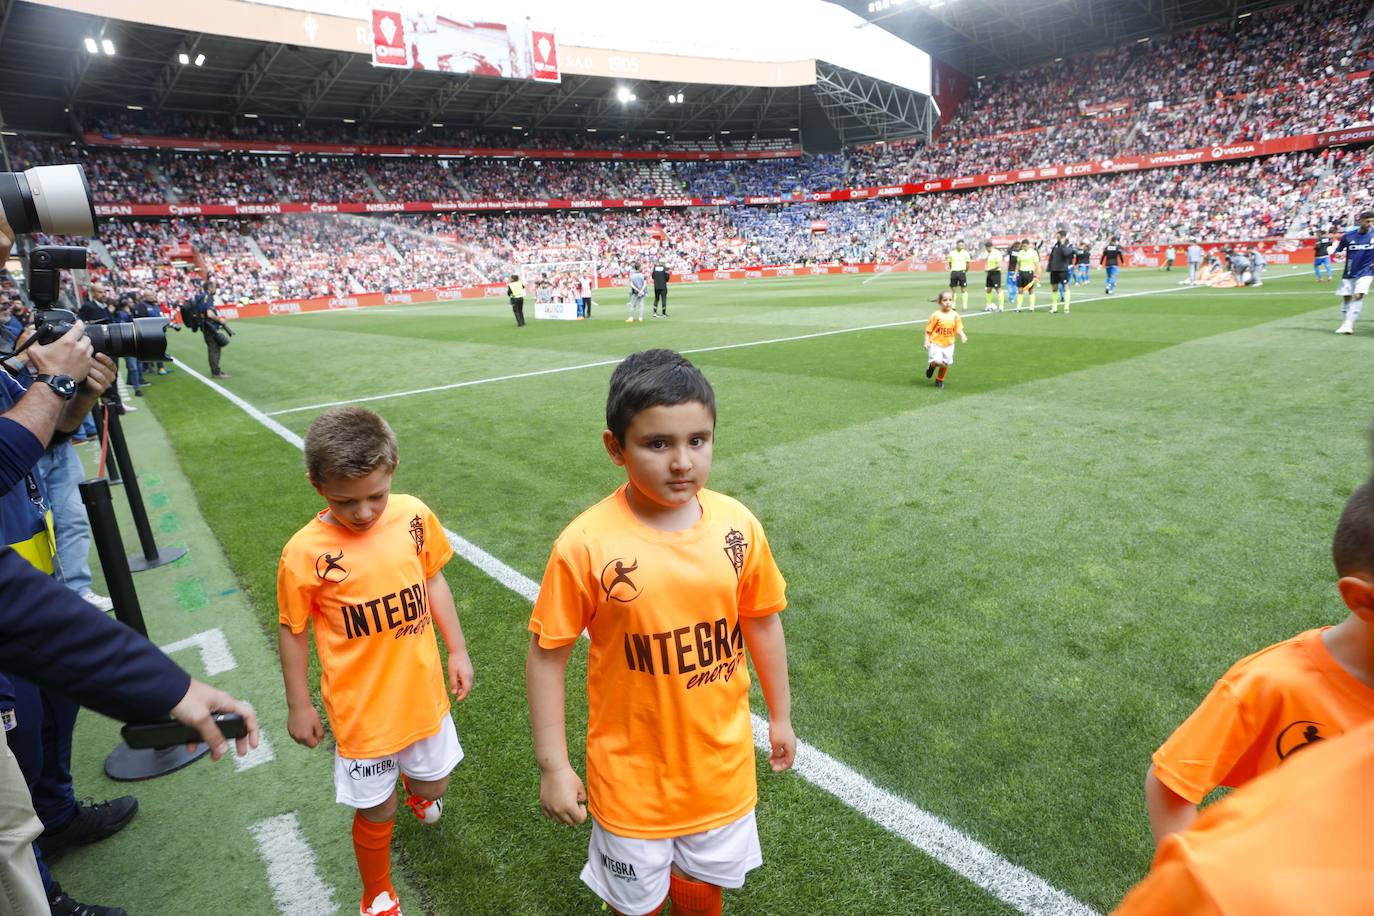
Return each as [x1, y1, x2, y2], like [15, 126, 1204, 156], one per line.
[371, 9, 560, 82]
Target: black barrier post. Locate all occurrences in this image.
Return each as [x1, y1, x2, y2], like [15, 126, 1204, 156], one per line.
[79, 478, 209, 780]
[103, 407, 187, 572]
[91, 405, 120, 484]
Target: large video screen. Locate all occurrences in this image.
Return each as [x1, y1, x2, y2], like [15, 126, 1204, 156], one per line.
[371, 8, 560, 81]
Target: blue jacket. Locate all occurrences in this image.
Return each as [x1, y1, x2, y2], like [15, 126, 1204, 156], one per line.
[0, 545, 189, 721]
[0, 373, 47, 550]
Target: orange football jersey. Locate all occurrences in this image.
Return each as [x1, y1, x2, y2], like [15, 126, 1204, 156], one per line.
[1152, 627, 1374, 804]
[278, 493, 454, 759]
[925, 310, 964, 347]
[530, 485, 787, 839]
[1117, 718, 1374, 915]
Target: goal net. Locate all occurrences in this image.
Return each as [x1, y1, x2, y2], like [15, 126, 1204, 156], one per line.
[516, 259, 599, 320]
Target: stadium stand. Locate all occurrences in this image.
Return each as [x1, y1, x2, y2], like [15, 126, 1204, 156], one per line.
[79, 144, 1368, 308]
[5, 0, 1367, 312]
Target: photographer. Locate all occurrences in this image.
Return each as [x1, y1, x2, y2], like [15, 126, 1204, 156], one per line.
[192, 282, 232, 379]
[0, 218, 139, 916]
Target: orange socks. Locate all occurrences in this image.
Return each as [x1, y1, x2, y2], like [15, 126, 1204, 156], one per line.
[352, 811, 395, 907]
[668, 874, 723, 916]
[936, 366, 948, 382]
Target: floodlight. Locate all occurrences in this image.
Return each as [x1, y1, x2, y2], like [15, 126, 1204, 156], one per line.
[616, 86, 632, 103]
[194, 53, 206, 66]
[83, 38, 98, 54]
[101, 39, 115, 55]
[178, 52, 189, 65]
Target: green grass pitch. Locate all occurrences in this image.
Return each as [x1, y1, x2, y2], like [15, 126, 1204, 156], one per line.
[144, 265, 1369, 914]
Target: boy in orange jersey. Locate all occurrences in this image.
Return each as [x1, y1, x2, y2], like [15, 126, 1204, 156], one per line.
[924, 289, 968, 390]
[526, 348, 795, 916]
[1118, 717, 1374, 915]
[1144, 478, 1374, 847]
[277, 407, 474, 916]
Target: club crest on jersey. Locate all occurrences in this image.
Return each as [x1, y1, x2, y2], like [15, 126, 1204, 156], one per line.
[600, 558, 642, 603]
[408, 514, 425, 555]
[723, 528, 746, 578]
[315, 550, 349, 583]
[1276, 720, 1327, 760]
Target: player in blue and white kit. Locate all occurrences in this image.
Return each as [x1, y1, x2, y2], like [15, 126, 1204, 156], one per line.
[1335, 211, 1374, 335]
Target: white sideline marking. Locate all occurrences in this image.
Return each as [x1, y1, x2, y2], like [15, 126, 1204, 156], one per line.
[185, 370, 1100, 915]
[262, 278, 1219, 418]
[249, 813, 338, 916]
[748, 718, 1096, 916]
[160, 627, 238, 676]
[169, 359, 305, 448]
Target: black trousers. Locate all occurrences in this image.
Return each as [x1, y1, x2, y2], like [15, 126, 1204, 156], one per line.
[653, 288, 667, 313]
[205, 334, 223, 375]
[511, 298, 525, 326]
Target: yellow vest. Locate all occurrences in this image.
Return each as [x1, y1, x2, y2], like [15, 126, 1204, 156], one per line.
[949, 249, 971, 271]
[508, 280, 525, 298]
[1016, 248, 1039, 271]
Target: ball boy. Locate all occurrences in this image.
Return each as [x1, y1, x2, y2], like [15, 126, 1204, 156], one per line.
[527, 349, 795, 916]
[277, 407, 474, 916]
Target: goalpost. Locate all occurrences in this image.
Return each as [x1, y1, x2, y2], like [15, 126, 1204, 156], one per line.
[516, 258, 599, 320]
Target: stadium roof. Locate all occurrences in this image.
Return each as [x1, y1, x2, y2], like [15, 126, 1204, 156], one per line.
[0, 1, 937, 147]
[830, 0, 1298, 78]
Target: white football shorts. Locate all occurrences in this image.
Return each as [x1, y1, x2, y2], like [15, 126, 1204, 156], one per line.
[334, 716, 463, 809]
[927, 343, 955, 366]
[581, 810, 762, 915]
[1337, 275, 1372, 297]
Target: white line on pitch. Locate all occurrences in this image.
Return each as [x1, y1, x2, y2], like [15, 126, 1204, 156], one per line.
[249, 813, 338, 916]
[261, 279, 1216, 418]
[182, 360, 1099, 915]
[160, 627, 238, 676]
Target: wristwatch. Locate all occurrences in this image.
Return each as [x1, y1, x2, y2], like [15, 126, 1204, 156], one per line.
[34, 374, 77, 400]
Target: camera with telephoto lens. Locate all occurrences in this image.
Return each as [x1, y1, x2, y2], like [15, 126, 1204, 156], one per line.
[0, 164, 97, 237]
[27, 246, 168, 362]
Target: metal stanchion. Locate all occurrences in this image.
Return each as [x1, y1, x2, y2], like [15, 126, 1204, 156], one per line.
[91, 405, 120, 484]
[102, 407, 186, 572]
[79, 478, 207, 780]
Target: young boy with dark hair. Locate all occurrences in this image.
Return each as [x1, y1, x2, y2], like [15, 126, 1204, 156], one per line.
[277, 406, 474, 916]
[527, 348, 795, 916]
[1143, 478, 1374, 847]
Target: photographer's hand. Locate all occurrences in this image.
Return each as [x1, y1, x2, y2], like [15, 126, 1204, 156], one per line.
[57, 353, 116, 433]
[27, 321, 94, 380]
[169, 678, 261, 761]
[0, 213, 12, 264]
[5, 322, 94, 446]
